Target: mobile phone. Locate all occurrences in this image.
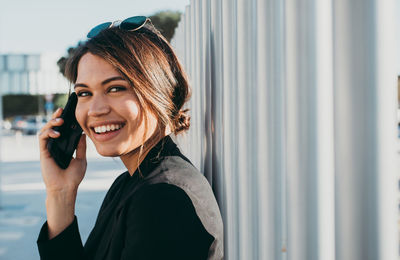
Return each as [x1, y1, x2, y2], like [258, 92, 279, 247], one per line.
[47, 92, 83, 169]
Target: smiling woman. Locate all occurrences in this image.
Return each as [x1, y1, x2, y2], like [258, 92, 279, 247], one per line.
[73, 54, 156, 162]
[36, 16, 223, 260]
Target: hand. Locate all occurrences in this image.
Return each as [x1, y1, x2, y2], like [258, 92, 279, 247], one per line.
[39, 108, 87, 238]
[38, 108, 87, 194]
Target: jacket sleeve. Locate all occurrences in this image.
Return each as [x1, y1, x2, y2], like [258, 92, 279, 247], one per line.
[37, 216, 85, 260]
[120, 183, 214, 260]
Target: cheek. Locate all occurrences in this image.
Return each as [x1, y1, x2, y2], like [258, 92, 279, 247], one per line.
[123, 99, 141, 122]
[75, 103, 87, 130]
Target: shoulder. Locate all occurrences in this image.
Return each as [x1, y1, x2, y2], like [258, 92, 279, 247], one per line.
[122, 152, 223, 259]
[149, 156, 218, 213]
[140, 155, 224, 248]
[126, 183, 214, 242]
[142, 155, 219, 216]
[123, 183, 214, 259]
[130, 183, 197, 214]
[147, 155, 211, 193]
[140, 135, 209, 193]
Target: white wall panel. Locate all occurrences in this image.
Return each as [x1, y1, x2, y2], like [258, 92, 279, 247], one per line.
[220, 0, 239, 258]
[333, 1, 398, 260]
[172, 0, 398, 259]
[256, 0, 286, 259]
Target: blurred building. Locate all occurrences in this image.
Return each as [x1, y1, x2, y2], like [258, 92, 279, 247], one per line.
[398, 75, 400, 108]
[0, 53, 69, 95]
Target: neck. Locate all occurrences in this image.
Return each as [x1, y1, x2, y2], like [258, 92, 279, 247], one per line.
[120, 126, 171, 176]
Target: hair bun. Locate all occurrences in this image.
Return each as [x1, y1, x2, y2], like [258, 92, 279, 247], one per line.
[174, 108, 190, 134]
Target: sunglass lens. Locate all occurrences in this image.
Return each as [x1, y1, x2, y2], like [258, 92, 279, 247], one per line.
[120, 16, 147, 31]
[87, 22, 112, 38]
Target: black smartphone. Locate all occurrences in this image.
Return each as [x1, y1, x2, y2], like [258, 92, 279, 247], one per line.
[47, 92, 83, 169]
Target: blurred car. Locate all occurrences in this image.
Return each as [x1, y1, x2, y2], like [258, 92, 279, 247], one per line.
[2, 120, 12, 130]
[12, 116, 47, 135]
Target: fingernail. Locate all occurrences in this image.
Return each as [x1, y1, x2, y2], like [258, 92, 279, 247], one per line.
[53, 130, 60, 135]
[55, 118, 62, 122]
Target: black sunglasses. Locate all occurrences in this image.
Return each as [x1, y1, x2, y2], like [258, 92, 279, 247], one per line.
[87, 16, 149, 38]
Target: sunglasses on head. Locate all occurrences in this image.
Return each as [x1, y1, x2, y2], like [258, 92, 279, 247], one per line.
[87, 16, 149, 38]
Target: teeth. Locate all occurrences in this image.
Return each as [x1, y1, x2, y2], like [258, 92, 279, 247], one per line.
[94, 124, 123, 134]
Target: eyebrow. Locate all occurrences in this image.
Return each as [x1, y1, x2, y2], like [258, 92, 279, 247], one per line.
[74, 76, 126, 89]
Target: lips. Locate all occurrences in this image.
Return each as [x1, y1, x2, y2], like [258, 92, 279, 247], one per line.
[94, 123, 124, 134]
[89, 121, 126, 142]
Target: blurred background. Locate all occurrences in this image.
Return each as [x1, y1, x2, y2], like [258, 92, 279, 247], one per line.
[0, 0, 189, 259]
[0, 0, 399, 260]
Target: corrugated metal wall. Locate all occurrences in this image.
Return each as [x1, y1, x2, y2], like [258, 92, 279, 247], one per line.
[171, 1, 399, 259]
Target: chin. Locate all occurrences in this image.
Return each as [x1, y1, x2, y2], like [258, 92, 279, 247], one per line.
[94, 146, 123, 157]
[97, 151, 121, 157]
[98, 151, 121, 157]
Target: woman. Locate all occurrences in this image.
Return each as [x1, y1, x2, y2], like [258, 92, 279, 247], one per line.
[37, 16, 223, 260]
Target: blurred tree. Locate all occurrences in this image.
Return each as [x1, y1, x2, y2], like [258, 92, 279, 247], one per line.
[149, 11, 181, 42]
[3, 95, 44, 117]
[57, 44, 83, 77]
[57, 11, 181, 77]
[53, 93, 69, 109]
[2, 94, 69, 118]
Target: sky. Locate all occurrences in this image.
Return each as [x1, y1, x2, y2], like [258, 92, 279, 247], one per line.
[0, 0, 399, 73]
[395, 1, 400, 75]
[0, 0, 189, 55]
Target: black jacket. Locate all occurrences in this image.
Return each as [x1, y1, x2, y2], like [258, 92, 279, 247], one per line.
[37, 135, 223, 260]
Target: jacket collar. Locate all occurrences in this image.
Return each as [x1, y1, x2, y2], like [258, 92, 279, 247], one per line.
[135, 134, 179, 178]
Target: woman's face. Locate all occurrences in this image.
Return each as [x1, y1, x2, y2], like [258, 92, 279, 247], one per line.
[74, 53, 158, 157]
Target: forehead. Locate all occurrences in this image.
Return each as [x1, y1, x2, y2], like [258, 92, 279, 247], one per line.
[76, 53, 121, 83]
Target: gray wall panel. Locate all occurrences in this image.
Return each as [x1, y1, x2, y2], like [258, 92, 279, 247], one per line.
[172, 1, 398, 259]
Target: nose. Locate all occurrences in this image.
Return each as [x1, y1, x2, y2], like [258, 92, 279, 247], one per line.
[88, 95, 111, 117]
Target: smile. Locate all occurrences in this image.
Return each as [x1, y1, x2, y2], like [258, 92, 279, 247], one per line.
[94, 123, 124, 134]
[90, 122, 126, 143]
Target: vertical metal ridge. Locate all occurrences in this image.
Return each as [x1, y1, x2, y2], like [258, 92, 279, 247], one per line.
[171, 0, 399, 259]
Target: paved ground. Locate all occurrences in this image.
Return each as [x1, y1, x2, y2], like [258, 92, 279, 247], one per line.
[0, 133, 398, 260]
[0, 134, 126, 260]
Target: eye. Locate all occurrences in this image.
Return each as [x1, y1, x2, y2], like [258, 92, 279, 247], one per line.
[76, 91, 91, 97]
[108, 86, 127, 93]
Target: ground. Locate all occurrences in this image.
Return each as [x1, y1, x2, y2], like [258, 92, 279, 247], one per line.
[0, 134, 125, 259]
[0, 134, 398, 260]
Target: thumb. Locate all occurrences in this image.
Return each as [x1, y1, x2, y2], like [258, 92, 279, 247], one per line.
[75, 133, 86, 160]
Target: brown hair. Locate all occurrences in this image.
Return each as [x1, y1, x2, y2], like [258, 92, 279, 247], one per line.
[65, 23, 191, 172]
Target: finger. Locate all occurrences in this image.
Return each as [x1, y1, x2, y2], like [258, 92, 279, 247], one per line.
[38, 128, 60, 152]
[48, 117, 64, 127]
[52, 108, 63, 119]
[75, 134, 86, 160]
[39, 118, 64, 135]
